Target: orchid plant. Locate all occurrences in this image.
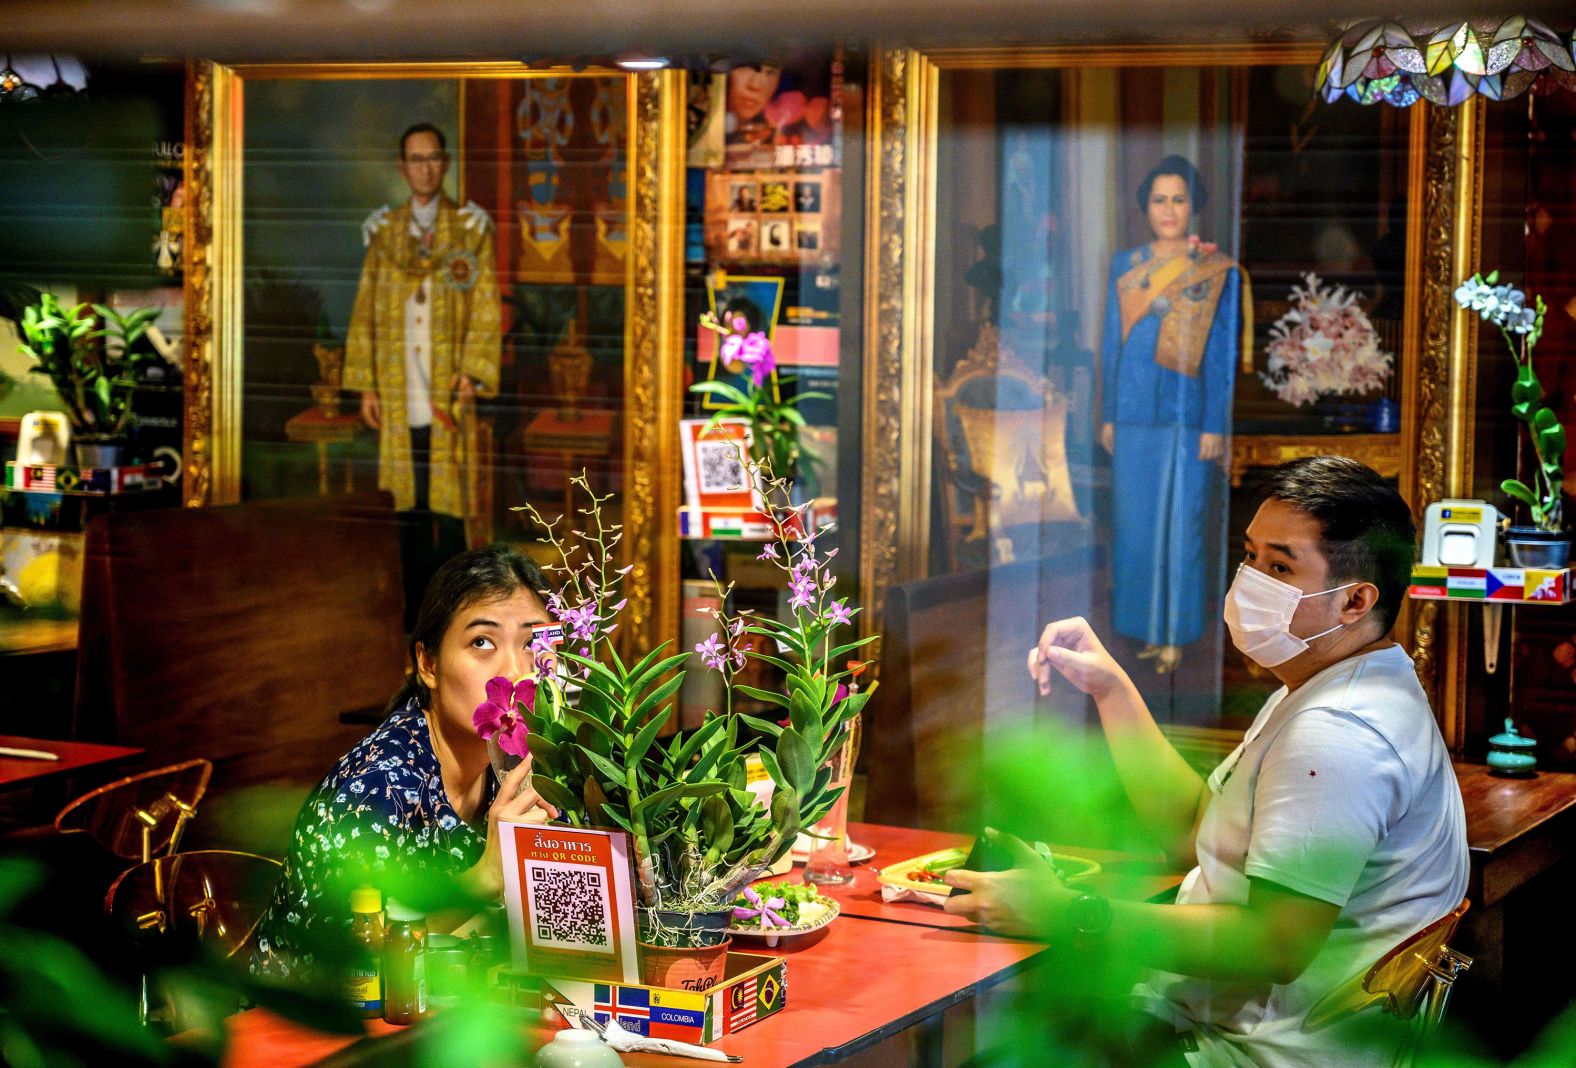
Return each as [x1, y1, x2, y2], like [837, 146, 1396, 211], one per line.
[691, 310, 830, 496]
[16, 294, 161, 440]
[1455, 272, 1566, 533]
[472, 470, 876, 947]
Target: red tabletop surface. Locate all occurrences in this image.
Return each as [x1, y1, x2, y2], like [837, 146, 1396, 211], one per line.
[214, 823, 1185, 1068]
[218, 916, 1045, 1068]
[794, 822, 1184, 930]
[0, 734, 143, 790]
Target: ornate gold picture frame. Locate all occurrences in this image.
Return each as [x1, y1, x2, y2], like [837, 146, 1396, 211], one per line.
[182, 61, 686, 656]
[861, 44, 1483, 744]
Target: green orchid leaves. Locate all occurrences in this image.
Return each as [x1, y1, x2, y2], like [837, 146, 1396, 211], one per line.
[13, 292, 159, 437]
[1472, 272, 1568, 533]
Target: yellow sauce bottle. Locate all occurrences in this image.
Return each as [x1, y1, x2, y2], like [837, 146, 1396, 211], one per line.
[347, 886, 384, 1018]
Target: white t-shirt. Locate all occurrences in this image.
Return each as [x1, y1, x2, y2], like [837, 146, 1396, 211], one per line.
[1141, 644, 1469, 1067]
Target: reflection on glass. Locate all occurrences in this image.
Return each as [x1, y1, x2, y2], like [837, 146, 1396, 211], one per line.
[679, 53, 852, 731]
[928, 62, 1411, 733]
[240, 73, 633, 606]
[1103, 155, 1240, 679]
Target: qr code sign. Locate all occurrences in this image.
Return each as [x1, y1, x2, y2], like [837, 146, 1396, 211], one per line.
[696, 440, 748, 493]
[525, 861, 614, 954]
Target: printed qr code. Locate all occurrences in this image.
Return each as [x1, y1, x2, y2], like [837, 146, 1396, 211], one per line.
[525, 862, 614, 954]
[696, 440, 749, 494]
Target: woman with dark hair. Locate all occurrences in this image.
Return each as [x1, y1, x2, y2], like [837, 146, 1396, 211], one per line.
[1100, 155, 1242, 675]
[252, 544, 559, 978]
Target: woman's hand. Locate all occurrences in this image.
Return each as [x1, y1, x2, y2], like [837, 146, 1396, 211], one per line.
[467, 757, 558, 900]
[1100, 422, 1115, 455]
[1028, 616, 1128, 700]
[942, 830, 1070, 937]
[1198, 432, 1225, 463]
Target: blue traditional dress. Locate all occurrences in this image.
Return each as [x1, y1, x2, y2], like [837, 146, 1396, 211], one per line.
[1101, 243, 1240, 648]
[250, 697, 492, 979]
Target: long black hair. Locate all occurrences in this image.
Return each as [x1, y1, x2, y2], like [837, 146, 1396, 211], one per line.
[389, 543, 551, 712]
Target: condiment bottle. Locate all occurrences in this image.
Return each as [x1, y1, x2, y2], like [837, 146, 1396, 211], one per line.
[381, 899, 428, 1025]
[347, 886, 384, 1018]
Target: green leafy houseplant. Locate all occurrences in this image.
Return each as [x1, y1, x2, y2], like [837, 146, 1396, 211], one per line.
[16, 294, 161, 442]
[479, 471, 875, 948]
[1455, 272, 1566, 533]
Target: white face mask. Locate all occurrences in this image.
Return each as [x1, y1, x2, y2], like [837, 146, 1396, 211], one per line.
[1224, 564, 1359, 668]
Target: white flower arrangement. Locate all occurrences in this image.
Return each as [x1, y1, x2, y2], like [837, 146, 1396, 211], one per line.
[1260, 273, 1394, 408]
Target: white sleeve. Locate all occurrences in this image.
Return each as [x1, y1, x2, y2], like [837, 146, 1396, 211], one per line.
[1244, 707, 1406, 907]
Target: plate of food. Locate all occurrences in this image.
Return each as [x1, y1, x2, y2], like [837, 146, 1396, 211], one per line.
[728, 881, 841, 947]
[877, 846, 1101, 905]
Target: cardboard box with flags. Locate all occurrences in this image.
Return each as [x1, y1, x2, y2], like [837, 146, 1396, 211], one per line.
[1409, 565, 1572, 604]
[540, 952, 787, 1044]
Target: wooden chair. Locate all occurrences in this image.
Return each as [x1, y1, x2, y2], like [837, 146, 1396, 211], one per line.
[107, 849, 284, 1028]
[73, 493, 407, 853]
[932, 324, 1084, 570]
[864, 546, 1124, 839]
[105, 849, 283, 962]
[1302, 899, 1474, 1067]
[54, 758, 212, 863]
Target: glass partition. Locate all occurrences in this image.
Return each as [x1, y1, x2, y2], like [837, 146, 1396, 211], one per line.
[675, 52, 862, 729]
[238, 71, 634, 555]
[884, 50, 1423, 834]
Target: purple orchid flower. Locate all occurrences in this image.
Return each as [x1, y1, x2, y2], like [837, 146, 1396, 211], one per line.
[736, 333, 776, 387]
[732, 886, 791, 928]
[696, 632, 728, 672]
[473, 676, 535, 758]
[758, 542, 780, 561]
[562, 603, 599, 643]
[824, 600, 853, 628]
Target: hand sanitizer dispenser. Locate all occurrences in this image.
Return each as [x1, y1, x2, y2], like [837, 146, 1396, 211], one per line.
[1422, 499, 1500, 569]
[16, 411, 72, 467]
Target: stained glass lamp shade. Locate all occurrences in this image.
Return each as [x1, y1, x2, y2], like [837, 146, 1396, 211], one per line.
[0, 55, 89, 103]
[1317, 18, 1576, 107]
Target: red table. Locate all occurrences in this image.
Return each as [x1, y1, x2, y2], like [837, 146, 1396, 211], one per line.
[806, 822, 1184, 930]
[215, 822, 1186, 1067]
[0, 734, 143, 790]
[220, 918, 1044, 1067]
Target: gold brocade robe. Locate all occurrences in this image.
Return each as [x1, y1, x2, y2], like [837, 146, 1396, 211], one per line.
[343, 196, 501, 516]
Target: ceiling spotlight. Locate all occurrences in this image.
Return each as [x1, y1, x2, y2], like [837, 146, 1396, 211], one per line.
[615, 56, 669, 71]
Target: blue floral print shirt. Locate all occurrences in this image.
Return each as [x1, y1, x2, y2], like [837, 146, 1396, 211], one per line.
[251, 697, 491, 978]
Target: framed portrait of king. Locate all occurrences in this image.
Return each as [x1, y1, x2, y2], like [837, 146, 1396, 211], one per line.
[185, 61, 687, 657]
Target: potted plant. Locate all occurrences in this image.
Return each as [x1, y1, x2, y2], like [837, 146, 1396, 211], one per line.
[16, 294, 161, 469]
[476, 469, 874, 988]
[691, 310, 830, 498]
[1454, 272, 1569, 568]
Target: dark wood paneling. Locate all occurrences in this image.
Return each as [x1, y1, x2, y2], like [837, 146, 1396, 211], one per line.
[73, 493, 407, 850]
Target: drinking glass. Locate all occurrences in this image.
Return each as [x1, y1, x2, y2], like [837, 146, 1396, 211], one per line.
[804, 715, 860, 885]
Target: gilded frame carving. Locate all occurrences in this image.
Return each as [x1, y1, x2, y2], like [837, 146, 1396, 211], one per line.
[862, 46, 1480, 744]
[182, 61, 684, 656]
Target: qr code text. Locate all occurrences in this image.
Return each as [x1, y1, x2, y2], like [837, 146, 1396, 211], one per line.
[697, 440, 748, 493]
[525, 862, 614, 954]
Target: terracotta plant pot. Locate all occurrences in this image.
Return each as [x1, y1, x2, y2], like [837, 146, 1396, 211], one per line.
[638, 934, 732, 992]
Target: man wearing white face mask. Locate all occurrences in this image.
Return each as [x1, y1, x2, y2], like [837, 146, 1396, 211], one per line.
[945, 456, 1468, 1067]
